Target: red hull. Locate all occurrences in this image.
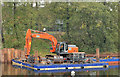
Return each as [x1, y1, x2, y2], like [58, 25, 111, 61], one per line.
[106, 61, 120, 65]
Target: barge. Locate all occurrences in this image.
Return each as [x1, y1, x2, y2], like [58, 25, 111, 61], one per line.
[12, 59, 108, 71]
[12, 65, 109, 73]
[92, 57, 120, 65]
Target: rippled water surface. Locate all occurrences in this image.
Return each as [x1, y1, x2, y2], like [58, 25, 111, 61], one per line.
[0, 63, 119, 76]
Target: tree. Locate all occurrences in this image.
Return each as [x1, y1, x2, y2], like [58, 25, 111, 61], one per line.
[2, 2, 119, 54]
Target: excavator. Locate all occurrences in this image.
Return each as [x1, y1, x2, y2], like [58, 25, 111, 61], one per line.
[24, 29, 86, 63]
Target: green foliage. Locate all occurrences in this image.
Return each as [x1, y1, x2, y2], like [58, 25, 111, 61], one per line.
[2, 2, 118, 54]
[61, 2, 118, 53]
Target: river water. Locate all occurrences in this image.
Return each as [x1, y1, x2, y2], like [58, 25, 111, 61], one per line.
[0, 63, 119, 76]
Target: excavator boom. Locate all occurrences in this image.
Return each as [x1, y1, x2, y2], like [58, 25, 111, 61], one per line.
[24, 29, 57, 56]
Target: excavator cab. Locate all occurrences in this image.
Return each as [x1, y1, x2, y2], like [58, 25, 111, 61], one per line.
[55, 42, 78, 55]
[56, 42, 68, 55]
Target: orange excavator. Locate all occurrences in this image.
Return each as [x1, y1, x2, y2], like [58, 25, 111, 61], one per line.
[24, 29, 78, 57]
[24, 29, 57, 56]
[24, 29, 86, 63]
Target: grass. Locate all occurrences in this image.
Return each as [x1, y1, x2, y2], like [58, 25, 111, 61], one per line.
[30, 38, 56, 57]
[100, 51, 118, 55]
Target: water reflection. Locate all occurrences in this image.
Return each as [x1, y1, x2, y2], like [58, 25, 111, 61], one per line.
[0, 63, 119, 76]
[0, 63, 2, 77]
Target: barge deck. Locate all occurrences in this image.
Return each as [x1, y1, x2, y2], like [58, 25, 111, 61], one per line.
[12, 59, 108, 71]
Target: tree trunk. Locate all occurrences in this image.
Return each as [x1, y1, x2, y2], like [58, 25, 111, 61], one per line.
[0, 2, 3, 49]
[13, 3, 18, 39]
[66, 3, 70, 42]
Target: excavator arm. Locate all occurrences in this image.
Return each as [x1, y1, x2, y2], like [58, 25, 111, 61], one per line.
[24, 29, 57, 56]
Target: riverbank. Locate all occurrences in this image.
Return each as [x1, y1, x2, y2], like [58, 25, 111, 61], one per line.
[86, 52, 119, 58]
[0, 48, 119, 63]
